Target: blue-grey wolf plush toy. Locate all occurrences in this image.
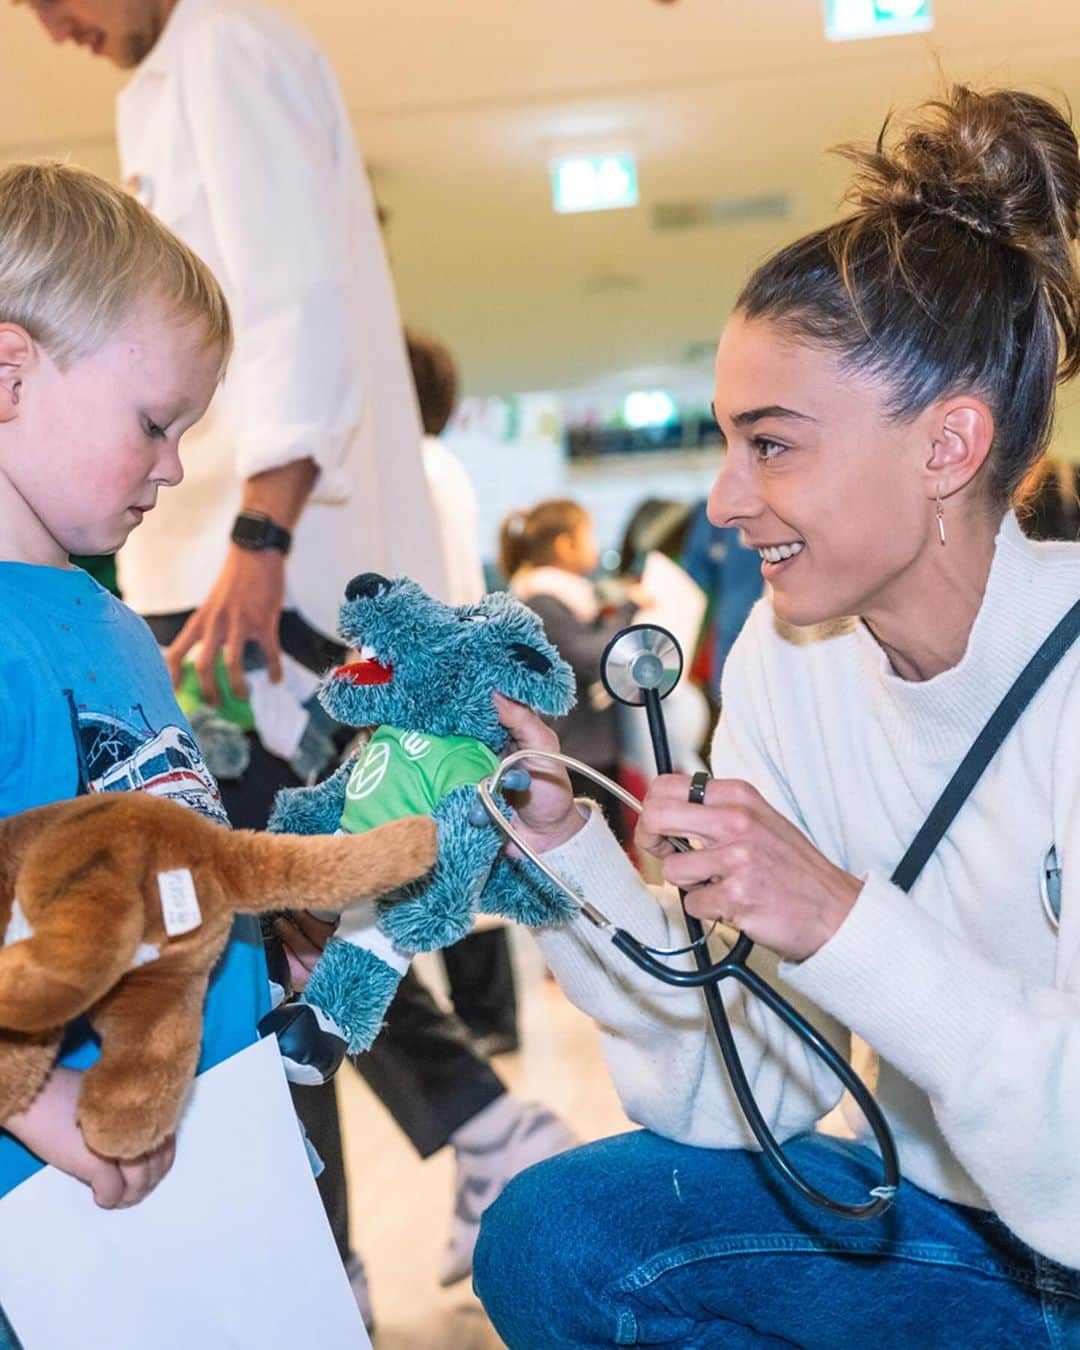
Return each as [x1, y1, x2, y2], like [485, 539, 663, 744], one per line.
[260, 572, 578, 1082]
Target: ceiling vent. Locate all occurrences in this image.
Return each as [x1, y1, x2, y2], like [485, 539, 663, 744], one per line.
[652, 193, 792, 231]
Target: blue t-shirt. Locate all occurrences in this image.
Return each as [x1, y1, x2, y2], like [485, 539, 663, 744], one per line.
[0, 563, 269, 1196]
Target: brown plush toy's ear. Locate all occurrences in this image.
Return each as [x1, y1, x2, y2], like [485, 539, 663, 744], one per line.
[216, 815, 438, 915]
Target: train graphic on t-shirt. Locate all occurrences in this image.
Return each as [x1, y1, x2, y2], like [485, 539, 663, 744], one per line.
[62, 692, 227, 823]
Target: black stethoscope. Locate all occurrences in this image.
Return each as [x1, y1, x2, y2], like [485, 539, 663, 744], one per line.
[476, 623, 900, 1220]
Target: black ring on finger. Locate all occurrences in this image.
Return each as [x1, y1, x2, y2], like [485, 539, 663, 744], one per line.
[688, 771, 710, 805]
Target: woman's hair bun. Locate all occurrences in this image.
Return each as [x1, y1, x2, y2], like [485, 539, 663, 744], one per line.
[840, 85, 1080, 256]
[739, 84, 1080, 505]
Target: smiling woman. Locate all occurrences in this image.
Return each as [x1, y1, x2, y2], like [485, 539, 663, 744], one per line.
[473, 84, 1080, 1349]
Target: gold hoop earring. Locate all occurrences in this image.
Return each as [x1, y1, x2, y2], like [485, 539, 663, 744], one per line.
[936, 485, 946, 547]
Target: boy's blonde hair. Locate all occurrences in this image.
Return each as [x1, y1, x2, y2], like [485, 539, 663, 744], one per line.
[0, 160, 231, 369]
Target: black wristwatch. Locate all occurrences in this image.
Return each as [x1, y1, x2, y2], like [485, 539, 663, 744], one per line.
[231, 511, 292, 555]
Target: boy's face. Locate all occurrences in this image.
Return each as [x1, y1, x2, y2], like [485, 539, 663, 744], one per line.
[0, 300, 222, 563]
[19, 0, 170, 68]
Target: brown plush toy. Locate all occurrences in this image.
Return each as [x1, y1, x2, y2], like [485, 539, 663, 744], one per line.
[0, 791, 436, 1160]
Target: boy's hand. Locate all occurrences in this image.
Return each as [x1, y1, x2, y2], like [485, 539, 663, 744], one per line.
[5, 1067, 176, 1208]
[274, 911, 337, 992]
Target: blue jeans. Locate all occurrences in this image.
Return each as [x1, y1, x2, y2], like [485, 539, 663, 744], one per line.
[474, 1131, 1080, 1348]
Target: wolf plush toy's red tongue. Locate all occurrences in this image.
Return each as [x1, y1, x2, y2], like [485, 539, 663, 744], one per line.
[334, 659, 394, 687]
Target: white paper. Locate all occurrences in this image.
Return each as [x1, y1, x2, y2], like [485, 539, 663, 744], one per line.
[0, 1037, 369, 1350]
[246, 652, 322, 763]
[632, 551, 708, 682]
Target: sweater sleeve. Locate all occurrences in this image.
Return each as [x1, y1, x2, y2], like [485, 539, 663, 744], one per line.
[534, 611, 851, 1148]
[781, 664, 1080, 1268]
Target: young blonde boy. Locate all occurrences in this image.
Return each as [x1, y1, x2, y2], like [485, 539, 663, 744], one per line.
[0, 161, 269, 1344]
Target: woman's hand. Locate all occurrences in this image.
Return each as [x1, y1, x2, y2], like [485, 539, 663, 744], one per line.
[493, 693, 586, 854]
[637, 775, 863, 962]
[5, 1067, 176, 1208]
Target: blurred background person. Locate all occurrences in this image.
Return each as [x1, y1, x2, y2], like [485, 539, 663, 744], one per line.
[1021, 454, 1080, 540]
[407, 328, 521, 1058]
[615, 498, 712, 810]
[681, 499, 766, 704]
[501, 498, 639, 842]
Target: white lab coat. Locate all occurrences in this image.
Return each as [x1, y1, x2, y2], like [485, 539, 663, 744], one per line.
[420, 435, 486, 607]
[115, 0, 447, 637]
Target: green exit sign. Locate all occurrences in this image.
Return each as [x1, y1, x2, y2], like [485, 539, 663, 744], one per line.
[825, 0, 932, 40]
[552, 155, 639, 214]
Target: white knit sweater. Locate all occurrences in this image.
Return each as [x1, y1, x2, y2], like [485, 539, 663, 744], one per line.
[536, 513, 1080, 1268]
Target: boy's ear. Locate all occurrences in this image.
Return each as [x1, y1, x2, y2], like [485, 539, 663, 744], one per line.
[0, 325, 34, 424]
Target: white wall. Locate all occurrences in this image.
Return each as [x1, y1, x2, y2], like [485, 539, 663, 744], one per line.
[445, 429, 719, 575]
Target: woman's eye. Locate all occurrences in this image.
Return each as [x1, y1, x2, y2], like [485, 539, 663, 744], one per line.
[144, 419, 166, 440]
[754, 437, 787, 462]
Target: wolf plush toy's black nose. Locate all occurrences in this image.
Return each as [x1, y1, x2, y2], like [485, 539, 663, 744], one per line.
[345, 572, 391, 602]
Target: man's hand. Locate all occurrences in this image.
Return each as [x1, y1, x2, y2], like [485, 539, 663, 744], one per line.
[166, 547, 287, 701]
[5, 1066, 176, 1208]
[164, 457, 318, 702]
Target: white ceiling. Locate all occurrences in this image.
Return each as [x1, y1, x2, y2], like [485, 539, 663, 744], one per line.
[5, 0, 1080, 400]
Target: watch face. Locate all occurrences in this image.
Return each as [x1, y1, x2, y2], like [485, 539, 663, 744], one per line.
[232, 515, 267, 548]
[232, 513, 290, 552]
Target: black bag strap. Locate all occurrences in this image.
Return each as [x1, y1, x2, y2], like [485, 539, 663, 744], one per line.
[891, 597, 1080, 894]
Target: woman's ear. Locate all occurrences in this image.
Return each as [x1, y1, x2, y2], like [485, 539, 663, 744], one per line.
[923, 396, 995, 499]
[0, 325, 34, 425]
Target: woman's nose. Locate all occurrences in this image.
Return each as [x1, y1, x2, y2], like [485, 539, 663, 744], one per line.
[707, 453, 760, 529]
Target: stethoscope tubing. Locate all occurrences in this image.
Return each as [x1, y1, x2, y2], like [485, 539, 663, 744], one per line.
[478, 738, 900, 1217]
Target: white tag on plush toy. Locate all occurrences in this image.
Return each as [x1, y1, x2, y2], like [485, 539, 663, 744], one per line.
[4, 898, 33, 947]
[157, 869, 203, 936]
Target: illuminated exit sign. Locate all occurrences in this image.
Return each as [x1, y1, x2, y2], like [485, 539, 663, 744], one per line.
[551, 154, 639, 214]
[825, 0, 932, 40]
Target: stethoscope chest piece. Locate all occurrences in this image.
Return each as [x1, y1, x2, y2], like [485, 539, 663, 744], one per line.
[601, 624, 683, 706]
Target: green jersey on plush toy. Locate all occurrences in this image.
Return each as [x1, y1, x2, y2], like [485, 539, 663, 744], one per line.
[262, 572, 578, 1085]
[340, 727, 497, 832]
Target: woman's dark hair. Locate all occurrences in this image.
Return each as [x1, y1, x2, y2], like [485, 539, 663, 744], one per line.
[406, 329, 459, 436]
[498, 499, 589, 579]
[738, 86, 1080, 504]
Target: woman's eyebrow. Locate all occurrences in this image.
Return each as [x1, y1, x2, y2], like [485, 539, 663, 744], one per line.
[731, 405, 818, 428]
